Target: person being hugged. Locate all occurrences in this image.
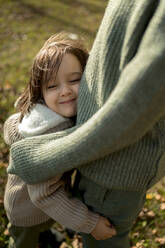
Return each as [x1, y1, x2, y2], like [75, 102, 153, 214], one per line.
[3, 32, 116, 248]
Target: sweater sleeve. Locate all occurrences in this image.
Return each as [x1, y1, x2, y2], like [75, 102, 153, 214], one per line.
[8, 1, 165, 184]
[27, 179, 99, 233]
[4, 112, 99, 231]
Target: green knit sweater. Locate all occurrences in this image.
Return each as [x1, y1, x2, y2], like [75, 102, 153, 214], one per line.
[8, 0, 165, 191]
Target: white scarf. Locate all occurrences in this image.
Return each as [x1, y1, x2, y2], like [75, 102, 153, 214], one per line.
[18, 104, 68, 137]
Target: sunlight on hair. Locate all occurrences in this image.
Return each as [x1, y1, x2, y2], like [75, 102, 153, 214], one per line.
[68, 33, 79, 40]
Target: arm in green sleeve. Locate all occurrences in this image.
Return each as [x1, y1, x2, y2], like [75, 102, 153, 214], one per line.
[8, 1, 165, 183]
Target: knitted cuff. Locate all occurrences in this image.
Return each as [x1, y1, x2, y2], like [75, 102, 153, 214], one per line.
[79, 211, 100, 234]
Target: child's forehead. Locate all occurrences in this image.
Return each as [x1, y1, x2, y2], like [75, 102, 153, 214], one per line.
[48, 71, 82, 83]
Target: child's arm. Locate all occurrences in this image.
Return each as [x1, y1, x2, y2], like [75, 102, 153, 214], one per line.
[27, 180, 116, 238]
[4, 113, 116, 238]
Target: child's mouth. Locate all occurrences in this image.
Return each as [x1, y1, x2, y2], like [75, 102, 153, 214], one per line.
[60, 99, 76, 104]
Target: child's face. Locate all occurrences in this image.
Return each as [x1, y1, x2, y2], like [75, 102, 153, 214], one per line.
[42, 53, 82, 117]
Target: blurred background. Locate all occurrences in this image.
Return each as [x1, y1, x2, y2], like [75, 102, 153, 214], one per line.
[0, 1, 165, 247]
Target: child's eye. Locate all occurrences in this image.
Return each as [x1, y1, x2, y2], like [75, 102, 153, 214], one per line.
[47, 85, 57, 89]
[70, 78, 81, 83]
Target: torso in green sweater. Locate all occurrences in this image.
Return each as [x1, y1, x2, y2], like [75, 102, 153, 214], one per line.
[77, 0, 165, 191]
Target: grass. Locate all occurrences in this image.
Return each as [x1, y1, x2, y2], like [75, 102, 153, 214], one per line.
[0, 0, 165, 247]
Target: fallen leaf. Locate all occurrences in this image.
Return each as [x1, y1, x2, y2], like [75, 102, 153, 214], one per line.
[155, 237, 165, 245]
[146, 193, 154, 200]
[160, 203, 165, 210]
[139, 208, 148, 218]
[72, 235, 82, 248]
[132, 232, 139, 238]
[146, 210, 155, 218]
[154, 193, 161, 201]
[3, 229, 9, 236]
[152, 229, 157, 235]
[136, 240, 145, 247]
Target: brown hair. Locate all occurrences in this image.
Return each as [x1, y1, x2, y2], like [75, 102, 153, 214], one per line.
[16, 32, 89, 120]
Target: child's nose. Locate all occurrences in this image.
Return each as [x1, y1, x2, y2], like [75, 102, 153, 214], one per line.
[60, 85, 72, 96]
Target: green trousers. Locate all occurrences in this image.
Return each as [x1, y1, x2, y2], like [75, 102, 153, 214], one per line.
[78, 176, 146, 248]
[8, 219, 54, 248]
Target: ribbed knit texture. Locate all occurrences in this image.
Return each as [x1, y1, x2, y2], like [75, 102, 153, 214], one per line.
[4, 174, 50, 226]
[8, 0, 165, 191]
[4, 112, 99, 232]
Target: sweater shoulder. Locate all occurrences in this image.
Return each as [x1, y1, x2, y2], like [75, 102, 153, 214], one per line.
[3, 113, 23, 145]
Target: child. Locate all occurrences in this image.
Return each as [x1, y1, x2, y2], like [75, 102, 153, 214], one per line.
[4, 33, 116, 248]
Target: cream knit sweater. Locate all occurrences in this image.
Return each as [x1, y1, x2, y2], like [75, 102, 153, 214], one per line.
[4, 104, 99, 233]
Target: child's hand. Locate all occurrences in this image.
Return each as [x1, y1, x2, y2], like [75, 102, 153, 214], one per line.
[91, 216, 116, 240]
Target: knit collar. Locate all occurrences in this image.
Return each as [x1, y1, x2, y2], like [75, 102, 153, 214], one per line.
[18, 104, 69, 137]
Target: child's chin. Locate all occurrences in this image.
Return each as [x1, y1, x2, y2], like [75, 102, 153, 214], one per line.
[63, 110, 77, 118]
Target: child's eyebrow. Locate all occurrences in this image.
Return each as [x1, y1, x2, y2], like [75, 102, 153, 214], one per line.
[69, 72, 82, 76]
